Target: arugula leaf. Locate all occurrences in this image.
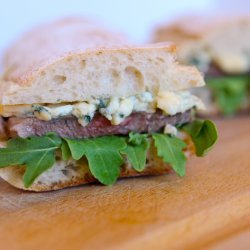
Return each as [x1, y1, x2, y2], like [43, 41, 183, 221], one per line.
[152, 134, 187, 176]
[121, 133, 149, 172]
[65, 136, 126, 185]
[182, 120, 218, 157]
[0, 118, 218, 187]
[61, 140, 71, 161]
[63, 138, 85, 160]
[0, 133, 61, 188]
[128, 132, 148, 145]
[207, 75, 250, 116]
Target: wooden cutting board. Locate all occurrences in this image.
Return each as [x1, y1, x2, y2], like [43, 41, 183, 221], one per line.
[0, 117, 249, 250]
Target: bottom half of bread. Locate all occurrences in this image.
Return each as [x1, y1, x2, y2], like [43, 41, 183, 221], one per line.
[0, 136, 195, 191]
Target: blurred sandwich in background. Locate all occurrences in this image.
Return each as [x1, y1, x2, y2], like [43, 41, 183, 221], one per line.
[153, 15, 250, 116]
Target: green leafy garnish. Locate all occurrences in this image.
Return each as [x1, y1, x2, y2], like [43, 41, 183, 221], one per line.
[152, 134, 187, 176]
[0, 133, 61, 188]
[121, 133, 149, 172]
[182, 120, 218, 157]
[61, 140, 71, 161]
[128, 132, 148, 145]
[64, 136, 126, 185]
[207, 75, 250, 116]
[0, 119, 218, 187]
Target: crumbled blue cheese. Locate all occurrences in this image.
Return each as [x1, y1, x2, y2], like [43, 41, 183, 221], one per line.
[213, 53, 250, 73]
[164, 124, 177, 136]
[188, 51, 211, 72]
[112, 97, 134, 125]
[72, 102, 97, 126]
[50, 105, 73, 118]
[31, 102, 97, 126]
[32, 105, 52, 121]
[133, 92, 155, 112]
[100, 96, 135, 125]
[99, 97, 119, 121]
[98, 93, 154, 125]
[156, 91, 205, 115]
[32, 104, 73, 121]
[1, 91, 205, 127]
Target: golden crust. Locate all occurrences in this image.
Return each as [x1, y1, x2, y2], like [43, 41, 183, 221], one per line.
[153, 15, 250, 43]
[0, 17, 205, 105]
[3, 17, 176, 85]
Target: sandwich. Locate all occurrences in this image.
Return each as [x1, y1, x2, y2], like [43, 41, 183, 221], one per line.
[0, 18, 217, 191]
[153, 16, 250, 116]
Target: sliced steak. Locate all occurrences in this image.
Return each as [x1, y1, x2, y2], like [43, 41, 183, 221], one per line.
[0, 117, 8, 139]
[7, 110, 192, 139]
[206, 63, 225, 77]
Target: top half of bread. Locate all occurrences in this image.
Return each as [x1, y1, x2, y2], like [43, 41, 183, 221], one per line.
[0, 17, 204, 105]
[153, 15, 250, 73]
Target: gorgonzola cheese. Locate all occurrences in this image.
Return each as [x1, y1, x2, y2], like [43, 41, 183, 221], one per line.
[164, 124, 177, 136]
[72, 102, 97, 126]
[99, 92, 154, 125]
[156, 91, 205, 115]
[0, 91, 204, 127]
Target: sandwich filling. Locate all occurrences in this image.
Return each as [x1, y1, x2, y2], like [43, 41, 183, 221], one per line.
[0, 91, 204, 126]
[0, 90, 218, 189]
[0, 91, 204, 139]
[189, 56, 250, 115]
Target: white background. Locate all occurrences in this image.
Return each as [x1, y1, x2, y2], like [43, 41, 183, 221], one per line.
[0, 0, 249, 59]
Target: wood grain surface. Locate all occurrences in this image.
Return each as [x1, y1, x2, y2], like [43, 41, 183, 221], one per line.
[0, 117, 249, 250]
